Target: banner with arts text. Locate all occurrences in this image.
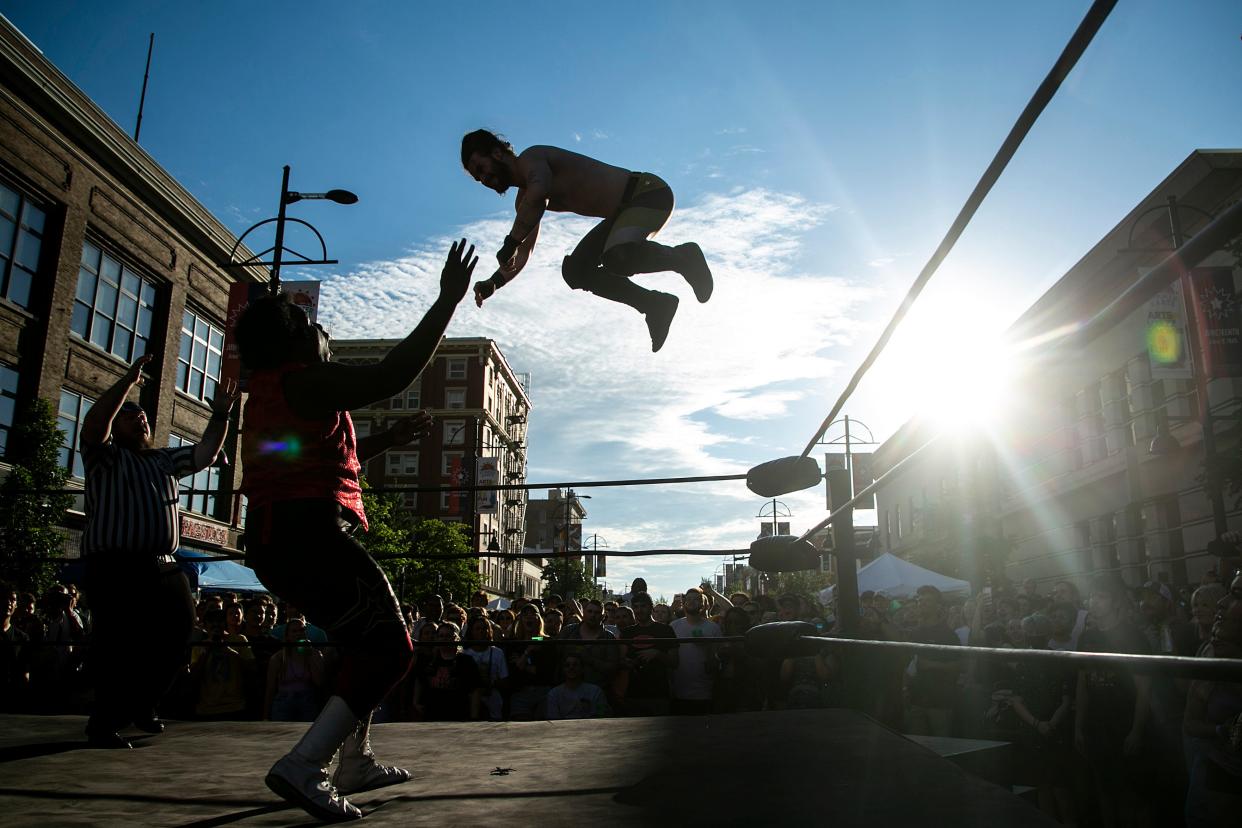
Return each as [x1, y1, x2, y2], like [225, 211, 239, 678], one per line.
[1142, 270, 1193, 379]
[475, 456, 499, 513]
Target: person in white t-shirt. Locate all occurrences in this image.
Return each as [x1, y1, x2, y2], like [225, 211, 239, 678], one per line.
[546, 653, 609, 720]
[669, 588, 722, 715]
[463, 615, 508, 721]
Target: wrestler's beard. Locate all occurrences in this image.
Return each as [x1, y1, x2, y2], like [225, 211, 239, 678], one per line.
[490, 164, 513, 194]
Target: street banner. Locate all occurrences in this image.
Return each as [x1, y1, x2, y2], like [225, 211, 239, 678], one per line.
[824, 453, 848, 472]
[476, 456, 499, 513]
[222, 280, 320, 386]
[1141, 270, 1193, 379]
[851, 452, 876, 510]
[1188, 267, 1242, 380]
[448, 454, 465, 513]
[758, 521, 790, 539]
[596, 555, 607, 577]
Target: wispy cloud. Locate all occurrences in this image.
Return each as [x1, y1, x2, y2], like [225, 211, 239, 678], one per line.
[868, 256, 895, 268]
[572, 132, 582, 143]
[591, 129, 609, 140]
[715, 127, 747, 135]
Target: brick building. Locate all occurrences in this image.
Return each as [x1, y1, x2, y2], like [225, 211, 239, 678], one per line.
[0, 17, 263, 558]
[873, 150, 1242, 591]
[334, 337, 533, 598]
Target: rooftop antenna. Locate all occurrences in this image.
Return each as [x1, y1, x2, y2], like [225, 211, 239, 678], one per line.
[134, 33, 154, 143]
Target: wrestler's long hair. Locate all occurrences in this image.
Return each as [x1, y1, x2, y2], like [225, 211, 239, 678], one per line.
[234, 291, 311, 370]
[460, 128, 512, 169]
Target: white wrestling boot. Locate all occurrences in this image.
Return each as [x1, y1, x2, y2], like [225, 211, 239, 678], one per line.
[332, 713, 412, 794]
[265, 696, 363, 823]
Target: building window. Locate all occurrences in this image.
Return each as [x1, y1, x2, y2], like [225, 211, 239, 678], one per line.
[444, 419, 466, 445]
[446, 388, 466, 410]
[392, 384, 420, 410]
[170, 433, 219, 516]
[447, 357, 467, 380]
[0, 181, 46, 308]
[442, 451, 464, 477]
[176, 309, 224, 403]
[401, 492, 417, 509]
[353, 419, 371, 438]
[72, 242, 158, 363]
[387, 450, 419, 476]
[895, 504, 902, 540]
[0, 363, 18, 456]
[57, 389, 94, 479]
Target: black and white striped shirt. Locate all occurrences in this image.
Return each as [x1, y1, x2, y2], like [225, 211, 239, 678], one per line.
[82, 438, 202, 558]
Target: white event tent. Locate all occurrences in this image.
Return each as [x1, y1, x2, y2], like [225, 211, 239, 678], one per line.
[818, 553, 972, 604]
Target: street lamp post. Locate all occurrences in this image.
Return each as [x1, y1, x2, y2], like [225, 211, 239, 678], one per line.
[583, 534, 609, 593]
[224, 165, 358, 291]
[560, 489, 590, 599]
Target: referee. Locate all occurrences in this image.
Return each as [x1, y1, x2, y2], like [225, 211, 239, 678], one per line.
[80, 354, 238, 748]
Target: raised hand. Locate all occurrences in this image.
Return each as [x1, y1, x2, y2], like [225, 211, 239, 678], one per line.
[440, 238, 478, 303]
[208, 378, 241, 418]
[474, 276, 498, 308]
[388, 410, 433, 445]
[125, 354, 153, 387]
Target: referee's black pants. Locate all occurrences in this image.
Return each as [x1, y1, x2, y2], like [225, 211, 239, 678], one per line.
[85, 556, 195, 733]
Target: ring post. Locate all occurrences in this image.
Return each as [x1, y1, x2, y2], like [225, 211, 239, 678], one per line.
[827, 465, 859, 637]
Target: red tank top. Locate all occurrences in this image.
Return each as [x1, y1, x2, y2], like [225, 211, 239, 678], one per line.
[240, 363, 368, 530]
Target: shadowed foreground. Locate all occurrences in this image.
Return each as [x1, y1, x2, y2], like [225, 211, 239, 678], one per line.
[0, 710, 1051, 826]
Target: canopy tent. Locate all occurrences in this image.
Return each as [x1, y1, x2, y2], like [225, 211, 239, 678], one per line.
[177, 548, 267, 594]
[818, 553, 972, 605]
[486, 597, 511, 611]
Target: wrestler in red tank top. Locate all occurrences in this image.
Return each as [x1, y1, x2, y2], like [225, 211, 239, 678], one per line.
[240, 363, 368, 530]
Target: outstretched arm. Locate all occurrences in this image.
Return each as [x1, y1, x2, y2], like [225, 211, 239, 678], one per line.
[506, 155, 552, 251]
[192, 378, 240, 471]
[80, 355, 150, 448]
[284, 240, 477, 418]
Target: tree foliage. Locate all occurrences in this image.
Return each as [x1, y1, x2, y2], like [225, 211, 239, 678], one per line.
[540, 557, 600, 601]
[0, 398, 74, 593]
[357, 479, 481, 604]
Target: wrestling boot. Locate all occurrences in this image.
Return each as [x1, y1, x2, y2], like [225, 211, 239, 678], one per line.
[644, 292, 680, 353]
[332, 713, 411, 794]
[577, 267, 680, 352]
[675, 242, 714, 303]
[265, 696, 363, 823]
[607, 240, 713, 304]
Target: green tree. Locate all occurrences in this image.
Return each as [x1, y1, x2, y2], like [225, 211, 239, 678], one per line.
[540, 558, 600, 601]
[0, 398, 74, 593]
[357, 480, 481, 604]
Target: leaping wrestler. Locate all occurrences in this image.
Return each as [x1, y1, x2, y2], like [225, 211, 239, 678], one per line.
[462, 129, 714, 352]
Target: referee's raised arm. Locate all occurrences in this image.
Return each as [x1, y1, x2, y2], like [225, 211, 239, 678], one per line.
[79, 354, 151, 448]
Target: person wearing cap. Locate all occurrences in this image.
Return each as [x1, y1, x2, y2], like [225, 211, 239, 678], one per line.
[79, 354, 239, 749]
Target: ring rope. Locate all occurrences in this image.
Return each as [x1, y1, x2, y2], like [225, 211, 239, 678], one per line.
[799, 0, 1118, 459]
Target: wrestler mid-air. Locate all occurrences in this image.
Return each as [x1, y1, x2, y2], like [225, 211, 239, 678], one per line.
[461, 129, 713, 352]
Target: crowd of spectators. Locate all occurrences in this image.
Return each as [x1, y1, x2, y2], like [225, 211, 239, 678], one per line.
[2, 567, 1240, 825]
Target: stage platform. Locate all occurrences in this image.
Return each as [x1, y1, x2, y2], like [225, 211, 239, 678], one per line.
[0, 710, 1051, 826]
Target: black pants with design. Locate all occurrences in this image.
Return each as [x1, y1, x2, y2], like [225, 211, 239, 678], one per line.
[245, 499, 413, 719]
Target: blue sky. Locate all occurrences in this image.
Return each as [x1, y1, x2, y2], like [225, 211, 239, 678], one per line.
[6, 1, 1240, 598]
